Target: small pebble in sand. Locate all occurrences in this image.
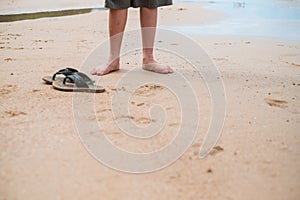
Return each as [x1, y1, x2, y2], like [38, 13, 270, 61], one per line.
[207, 168, 213, 173]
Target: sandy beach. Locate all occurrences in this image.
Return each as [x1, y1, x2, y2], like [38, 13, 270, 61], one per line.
[0, 1, 300, 199]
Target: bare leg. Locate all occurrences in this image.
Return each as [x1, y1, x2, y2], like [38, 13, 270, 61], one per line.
[140, 7, 173, 74]
[91, 8, 128, 76]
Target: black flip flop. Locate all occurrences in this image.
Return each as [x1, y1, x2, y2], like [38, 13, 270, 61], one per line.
[42, 67, 78, 84]
[52, 72, 105, 93]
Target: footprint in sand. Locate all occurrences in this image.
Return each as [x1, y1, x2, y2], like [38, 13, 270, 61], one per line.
[265, 98, 288, 108]
[134, 84, 165, 96]
[0, 84, 17, 96]
[208, 146, 224, 156]
[136, 117, 152, 124]
[7, 33, 22, 37]
[141, 84, 164, 91]
[4, 111, 27, 117]
[97, 108, 112, 112]
[136, 102, 144, 107]
[4, 58, 16, 62]
[279, 54, 300, 67]
[213, 57, 228, 61]
[168, 122, 179, 127]
[192, 145, 224, 156]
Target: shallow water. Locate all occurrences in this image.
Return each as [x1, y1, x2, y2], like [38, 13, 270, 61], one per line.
[1, 0, 299, 40]
[0, 8, 104, 22]
[171, 0, 300, 40]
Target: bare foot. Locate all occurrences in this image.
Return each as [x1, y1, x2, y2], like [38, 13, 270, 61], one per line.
[91, 60, 120, 76]
[142, 62, 173, 74]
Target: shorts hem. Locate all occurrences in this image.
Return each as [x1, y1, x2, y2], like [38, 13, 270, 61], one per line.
[105, 1, 173, 9]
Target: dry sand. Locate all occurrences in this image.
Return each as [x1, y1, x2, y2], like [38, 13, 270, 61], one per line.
[0, 2, 300, 200]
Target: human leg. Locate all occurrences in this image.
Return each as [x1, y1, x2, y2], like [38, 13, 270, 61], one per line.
[140, 7, 173, 74]
[91, 8, 128, 75]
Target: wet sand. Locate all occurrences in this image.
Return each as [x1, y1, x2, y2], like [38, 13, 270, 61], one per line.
[0, 1, 300, 200]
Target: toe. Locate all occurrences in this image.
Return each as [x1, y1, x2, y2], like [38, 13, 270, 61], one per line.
[91, 68, 97, 75]
[96, 70, 105, 76]
[164, 66, 173, 73]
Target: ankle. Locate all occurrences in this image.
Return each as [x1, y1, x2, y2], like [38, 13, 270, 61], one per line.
[108, 56, 120, 64]
[143, 57, 155, 64]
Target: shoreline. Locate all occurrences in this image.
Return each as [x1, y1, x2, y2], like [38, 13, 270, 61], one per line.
[0, 0, 103, 15]
[0, 6, 105, 15]
[0, 8, 105, 23]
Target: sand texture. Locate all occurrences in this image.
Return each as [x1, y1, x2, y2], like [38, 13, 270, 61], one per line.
[0, 2, 300, 200]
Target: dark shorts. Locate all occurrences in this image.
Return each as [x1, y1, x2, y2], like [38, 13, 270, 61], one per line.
[105, 0, 173, 9]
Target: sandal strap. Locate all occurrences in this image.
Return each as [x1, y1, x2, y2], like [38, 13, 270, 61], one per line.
[76, 72, 94, 85]
[63, 72, 94, 88]
[52, 67, 78, 80]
